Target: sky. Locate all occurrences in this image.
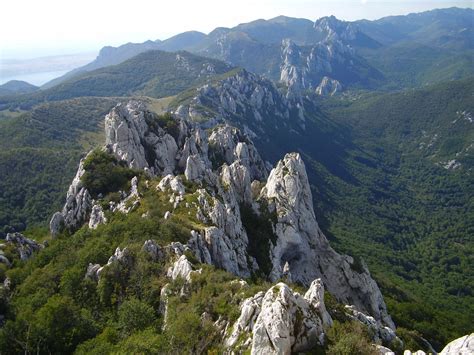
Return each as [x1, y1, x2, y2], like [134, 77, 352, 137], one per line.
[1, 0, 472, 59]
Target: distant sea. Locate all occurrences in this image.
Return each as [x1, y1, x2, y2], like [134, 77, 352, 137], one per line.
[0, 70, 69, 86]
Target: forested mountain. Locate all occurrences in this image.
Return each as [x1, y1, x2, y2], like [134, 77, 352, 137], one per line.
[43, 8, 473, 92]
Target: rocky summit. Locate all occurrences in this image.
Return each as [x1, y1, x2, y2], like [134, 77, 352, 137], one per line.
[43, 100, 401, 353]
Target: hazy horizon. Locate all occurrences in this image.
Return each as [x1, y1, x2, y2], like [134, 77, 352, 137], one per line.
[1, 1, 472, 60]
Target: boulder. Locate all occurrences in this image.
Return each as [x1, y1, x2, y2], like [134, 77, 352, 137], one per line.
[88, 204, 107, 229]
[440, 333, 473, 354]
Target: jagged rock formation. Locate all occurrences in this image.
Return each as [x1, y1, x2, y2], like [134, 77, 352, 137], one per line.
[175, 69, 299, 132]
[440, 333, 474, 354]
[280, 38, 355, 95]
[50, 156, 92, 237]
[345, 305, 398, 344]
[51, 100, 393, 331]
[225, 279, 331, 354]
[88, 204, 107, 229]
[0, 233, 43, 267]
[315, 76, 342, 96]
[259, 152, 394, 329]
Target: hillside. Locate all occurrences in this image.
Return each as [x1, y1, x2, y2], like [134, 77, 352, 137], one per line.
[40, 8, 474, 93]
[314, 79, 474, 348]
[0, 101, 417, 354]
[0, 98, 118, 235]
[163, 72, 474, 348]
[0, 81, 38, 96]
[0, 51, 234, 110]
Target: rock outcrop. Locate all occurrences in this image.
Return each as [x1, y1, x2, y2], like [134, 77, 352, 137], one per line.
[88, 204, 107, 229]
[50, 157, 92, 236]
[440, 333, 474, 354]
[259, 152, 394, 329]
[315, 76, 342, 96]
[279, 38, 354, 96]
[0, 233, 42, 264]
[51, 100, 394, 332]
[226, 279, 331, 354]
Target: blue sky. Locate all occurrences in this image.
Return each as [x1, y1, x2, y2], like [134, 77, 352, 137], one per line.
[1, 0, 472, 58]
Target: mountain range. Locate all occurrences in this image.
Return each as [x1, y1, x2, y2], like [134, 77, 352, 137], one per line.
[0, 6, 472, 354]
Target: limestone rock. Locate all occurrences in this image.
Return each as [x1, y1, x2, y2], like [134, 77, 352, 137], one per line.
[158, 174, 185, 195]
[226, 279, 332, 354]
[184, 154, 207, 181]
[376, 345, 396, 355]
[85, 263, 101, 281]
[5, 232, 42, 261]
[440, 333, 474, 354]
[167, 255, 194, 282]
[88, 204, 107, 229]
[142, 240, 163, 261]
[115, 176, 140, 213]
[315, 76, 342, 96]
[304, 279, 332, 327]
[105, 101, 179, 175]
[209, 125, 267, 181]
[61, 159, 93, 232]
[49, 212, 65, 237]
[225, 291, 265, 349]
[345, 305, 397, 344]
[260, 152, 394, 329]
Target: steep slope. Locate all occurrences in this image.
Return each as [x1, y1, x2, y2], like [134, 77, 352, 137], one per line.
[38, 8, 473, 93]
[0, 98, 118, 235]
[162, 70, 474, 348]
[315, 78, 474, 348]
[0, 100, 409, 354]
[47, 100, 393, 329]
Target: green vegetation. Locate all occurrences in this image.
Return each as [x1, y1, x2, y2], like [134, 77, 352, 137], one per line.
[81, 150, 137, 198]
[240, 203, 278, 275]
[308, 78, 474, 349]
[0, 51, 234, 111]
[0, 98, 118, 236]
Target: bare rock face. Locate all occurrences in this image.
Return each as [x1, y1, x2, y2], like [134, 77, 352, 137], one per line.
[49, 158, 92, 236]
[260, 152, 394, 329]
[279, 37, 355, 96]
[190, 187, 254, 277]
[5, 233, 42, 261]
[440, 333, 474, 354]
[226, 279, 331, 354]
[209, 125, 268, 181]
[105, 101, 150, 170]
[157, 174, 185, 196]
[315, 76, 342, 96]
[167, 255, 194, 282]
[105, 101, 179, 175]
[88, 204, 107, 229]
[345, 305, 398, 344]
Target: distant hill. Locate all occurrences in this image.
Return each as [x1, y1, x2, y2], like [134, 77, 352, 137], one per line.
[42, 7, 473, 93]
[1, 50, 235, 110]
[0, 80, 38, 96]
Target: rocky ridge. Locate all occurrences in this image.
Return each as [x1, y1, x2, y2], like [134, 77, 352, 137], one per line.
[49, 100, 394, 335]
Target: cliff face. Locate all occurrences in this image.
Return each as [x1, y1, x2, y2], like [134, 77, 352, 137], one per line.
[49, 100, 394, 333]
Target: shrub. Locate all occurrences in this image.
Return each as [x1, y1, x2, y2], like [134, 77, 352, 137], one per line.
[81, 150, 137, 198]
[118, 298, 156, 335]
